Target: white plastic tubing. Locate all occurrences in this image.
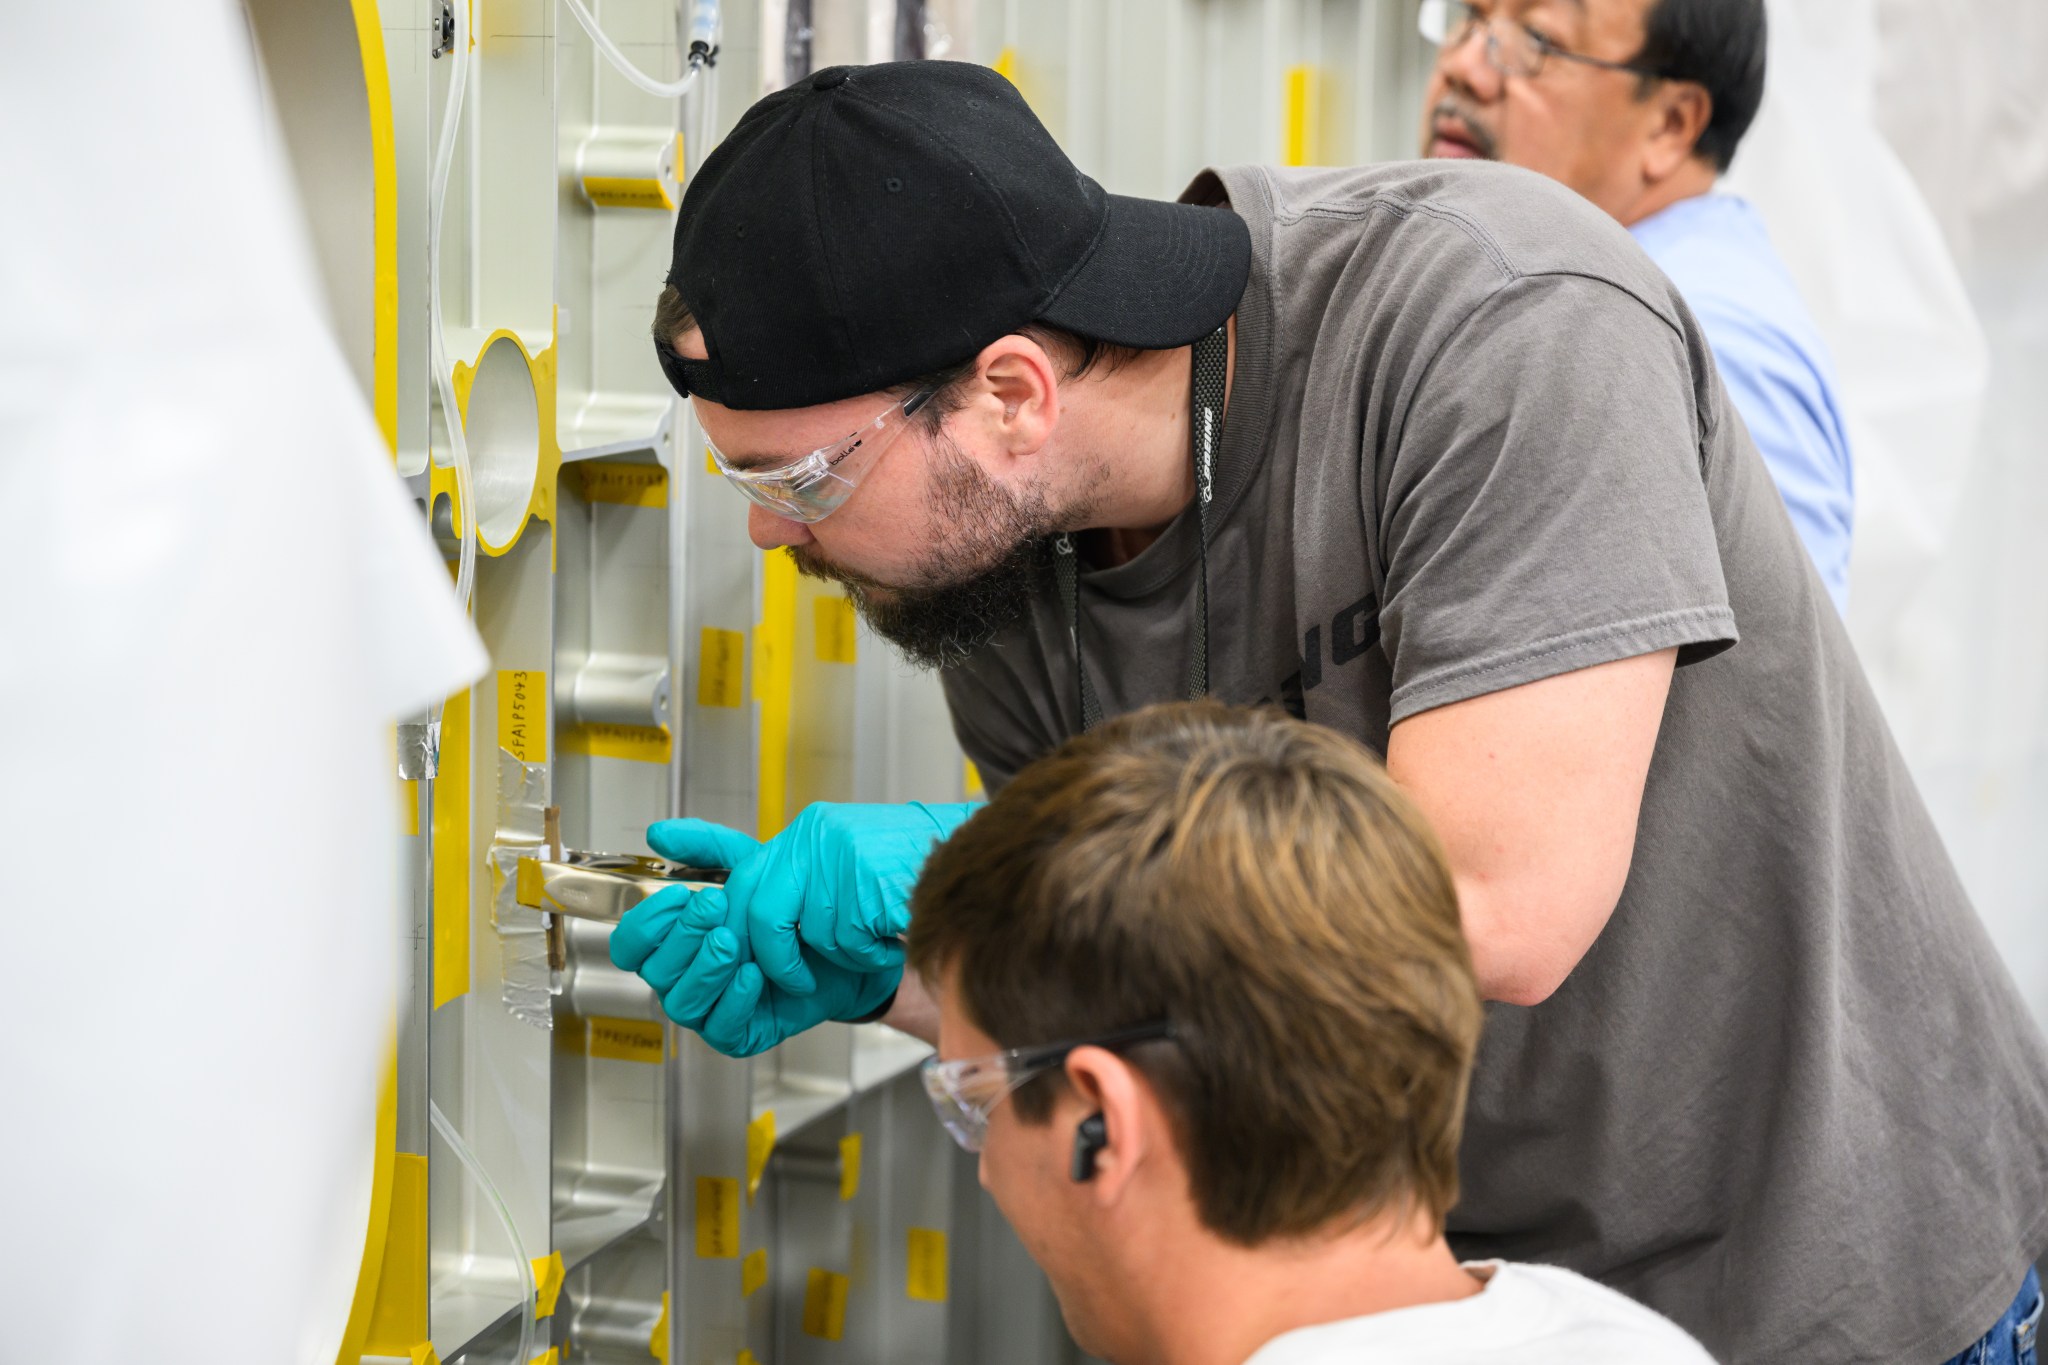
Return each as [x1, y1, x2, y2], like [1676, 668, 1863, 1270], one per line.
[427, 0, 477, 616]
[561, 0, 720, 99]
[430, 1100, 538, 1364]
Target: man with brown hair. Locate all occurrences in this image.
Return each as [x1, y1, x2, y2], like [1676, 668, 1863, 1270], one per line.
[904, 701, 1711, 1365]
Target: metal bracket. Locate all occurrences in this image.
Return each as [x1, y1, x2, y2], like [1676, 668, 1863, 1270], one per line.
[430, 0, 455, 59]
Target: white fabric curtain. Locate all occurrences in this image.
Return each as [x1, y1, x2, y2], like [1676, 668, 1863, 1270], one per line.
[1726, 0, 2048, 1017]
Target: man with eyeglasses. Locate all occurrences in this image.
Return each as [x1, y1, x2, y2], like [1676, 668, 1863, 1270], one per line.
[1419, 0, 1856, 613]
[611, 58, 2048, 1363]
[905, 701, 1714, 1364]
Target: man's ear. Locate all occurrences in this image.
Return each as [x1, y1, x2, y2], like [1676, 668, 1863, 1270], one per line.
[1060, 1048, 1154, 1206]
[967, 334, 1062, 465]
[1642, 80, 1714, 184]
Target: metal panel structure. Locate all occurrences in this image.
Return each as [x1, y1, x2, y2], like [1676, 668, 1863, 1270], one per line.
[241, 3, 1431, 1362]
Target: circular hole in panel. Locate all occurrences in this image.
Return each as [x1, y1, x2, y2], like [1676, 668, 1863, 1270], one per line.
[465, 336, 541, 548]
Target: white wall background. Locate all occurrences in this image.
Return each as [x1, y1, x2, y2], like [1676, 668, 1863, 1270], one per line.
[1726, 0, 2048, 1019]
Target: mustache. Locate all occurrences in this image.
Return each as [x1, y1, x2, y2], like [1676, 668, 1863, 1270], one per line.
[1429, 98, 1498, 160]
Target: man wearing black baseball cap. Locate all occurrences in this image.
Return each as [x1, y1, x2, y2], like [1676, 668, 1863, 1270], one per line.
[615, 60, 2048, 1365]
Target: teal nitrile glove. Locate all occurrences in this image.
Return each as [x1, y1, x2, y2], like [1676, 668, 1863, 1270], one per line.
[668, 947, 903, 1059]
[642, 802, 980, 997]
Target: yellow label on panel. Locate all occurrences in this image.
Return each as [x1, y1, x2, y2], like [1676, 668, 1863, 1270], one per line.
[993, 45, 1018, 85]
[813, 595, 858, 664]
[432, 687, 471, 1008]
[532, 1250, 566, 1317]
[497, 670, 547, 763]
[528, 1350, 557, 1365]
[707, 445, 719, 475]
[676, 133, 687, 177]
[801, 1268, 849, 1341]
[573, 462, 668, 508]
[697, 628, 745, 709]
[401, 776, 420, 836]
[746, 1111, 776, 1202]
[582, 175, 676, 210]
[906, 1227, 949, 1303]
[649, 1292, 670, 1362]
[587, 1016, 665, 1064]
[561, 722, 673, 764]
[838, 1133, 863, 1202]
[695, 1177, 740, 1259]
[738, 1353, 760, 1365]
[742, 1247, 769, 1298]
[964, 759, 986, 801]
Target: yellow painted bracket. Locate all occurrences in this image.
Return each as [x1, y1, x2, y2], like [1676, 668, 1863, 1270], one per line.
[436, 323, 562, 563]
[532, 1251, 566, 1319]
[754, 549, 800, 837]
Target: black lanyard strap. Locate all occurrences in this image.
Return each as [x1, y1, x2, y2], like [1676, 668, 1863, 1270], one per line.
[1053, 324, 1228, 732]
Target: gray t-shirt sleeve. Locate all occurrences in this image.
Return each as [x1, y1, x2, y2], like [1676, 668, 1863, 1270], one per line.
[1378, 272, 1738, 725]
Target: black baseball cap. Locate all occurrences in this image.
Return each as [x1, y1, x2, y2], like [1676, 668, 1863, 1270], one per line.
[661, 60, 1251, 411]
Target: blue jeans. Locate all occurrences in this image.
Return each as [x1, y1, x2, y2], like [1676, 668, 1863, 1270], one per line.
[1943, 1268, 2044, 1365]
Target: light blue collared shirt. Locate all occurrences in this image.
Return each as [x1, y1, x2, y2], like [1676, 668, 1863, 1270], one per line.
[1630, 194, 1855, 613]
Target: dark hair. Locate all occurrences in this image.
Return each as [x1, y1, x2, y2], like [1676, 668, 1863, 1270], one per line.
[1632, 0, 1768, 172]
[651, 284, 1142, 424]
[908, 701, 1482, 1245]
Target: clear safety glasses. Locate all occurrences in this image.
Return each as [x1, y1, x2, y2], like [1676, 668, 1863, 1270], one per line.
[919, 1021, 1175, 1153]
[1418, 0, 1660, 80]
[704, 388, 936, 524]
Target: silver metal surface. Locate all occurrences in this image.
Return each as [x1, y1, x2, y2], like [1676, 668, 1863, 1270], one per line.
[515, 850, 724, 925]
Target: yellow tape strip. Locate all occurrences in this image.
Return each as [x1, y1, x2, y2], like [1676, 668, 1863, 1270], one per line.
[582, 175, 676, 210]
[801, 1268, 850, 1341]
[587, 1016, 664, 1064]
[1283, 65, 1322, 167]
[698, 627, 745, 708]
[907, 1227, 949, 1302]
[695, 1177, 740, 1258]
[560, 721, 672, 764]
[814, 595, 858, 664]
[432, 686, 471, 1008]
[839, 1132, 863, 1202]
[531, 1251, 566, 1319]
[572, 462, 668, 508]
[497, 670, 547, 763]
[746, 1111, 777, 1202]
[743, 1247, 769, 1298]
[649, 1292, 670, 1363]
[755, 549, 799, 838]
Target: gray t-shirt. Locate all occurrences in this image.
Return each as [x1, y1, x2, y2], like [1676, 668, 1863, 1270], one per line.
[940, 162, 2048, 1363]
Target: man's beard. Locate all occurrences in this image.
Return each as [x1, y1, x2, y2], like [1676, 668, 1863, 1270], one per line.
[790, 433, 1066, 671]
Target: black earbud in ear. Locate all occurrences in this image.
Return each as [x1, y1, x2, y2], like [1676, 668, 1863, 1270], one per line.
[1071, 1112, 1108, 1183]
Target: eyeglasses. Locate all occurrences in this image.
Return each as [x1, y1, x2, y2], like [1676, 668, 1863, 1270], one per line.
[919, 1021, 1176, 1153]
[1418, 0, 1661, 80]
[702, 389, 936, 524]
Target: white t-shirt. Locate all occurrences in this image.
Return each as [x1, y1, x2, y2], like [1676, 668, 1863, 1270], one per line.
[1242, 1262, 1716, 1365]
